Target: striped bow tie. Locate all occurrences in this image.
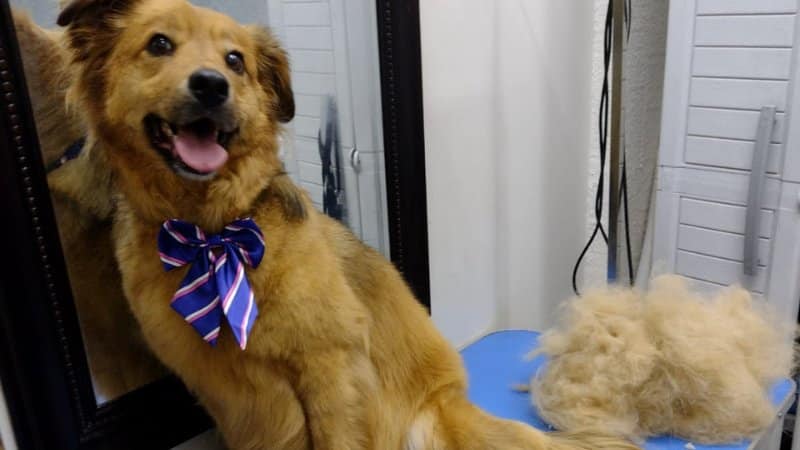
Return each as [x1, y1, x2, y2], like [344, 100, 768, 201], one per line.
[157, 218, 265, 350]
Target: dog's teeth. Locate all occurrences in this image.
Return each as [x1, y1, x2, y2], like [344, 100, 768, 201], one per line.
[160, 121, 174, 138]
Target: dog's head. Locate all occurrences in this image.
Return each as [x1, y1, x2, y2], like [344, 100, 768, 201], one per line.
[58, 0, 295, 223]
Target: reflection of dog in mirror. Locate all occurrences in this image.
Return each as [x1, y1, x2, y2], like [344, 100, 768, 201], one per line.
[52, 0, 638, 448]
[11, 10, 164, 401]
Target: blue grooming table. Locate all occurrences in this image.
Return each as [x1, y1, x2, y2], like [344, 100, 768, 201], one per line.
[461, 330, 796, 450]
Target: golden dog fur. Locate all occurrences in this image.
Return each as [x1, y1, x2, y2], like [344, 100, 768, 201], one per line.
[531, 275, 796, 444]
[28, 0, 643, 448]
[12, 9, 164, 400]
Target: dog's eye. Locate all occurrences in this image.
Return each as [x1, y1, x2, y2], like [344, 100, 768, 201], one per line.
[226, 51, 245, 74]
[147, 34, 174, 57]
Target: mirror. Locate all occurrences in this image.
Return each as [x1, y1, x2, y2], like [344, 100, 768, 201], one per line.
[9, 0, 390, 406]
[11, 0, 166, 405]
[0, 0, 426, 446]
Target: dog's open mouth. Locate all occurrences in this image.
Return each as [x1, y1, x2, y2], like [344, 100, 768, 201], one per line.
[145, 114, 236, 180]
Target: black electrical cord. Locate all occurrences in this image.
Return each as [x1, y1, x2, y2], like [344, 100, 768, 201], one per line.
[622, 0, 635, 285]
[622, 148, 634, 284]
[572, 0, 634, 295]
[571, 2, 613, 295]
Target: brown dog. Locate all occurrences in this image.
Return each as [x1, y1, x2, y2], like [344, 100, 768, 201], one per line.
[12, 9, 164, 401]
[53, 0, 639, 448]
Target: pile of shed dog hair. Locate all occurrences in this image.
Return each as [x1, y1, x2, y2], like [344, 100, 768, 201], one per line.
[530, 275, 797, 444]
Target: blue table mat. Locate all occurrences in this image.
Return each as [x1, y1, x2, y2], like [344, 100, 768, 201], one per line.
[461, 330, 795, 450]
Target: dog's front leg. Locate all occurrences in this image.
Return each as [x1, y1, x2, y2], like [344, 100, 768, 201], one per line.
[295, 348, 376, 450]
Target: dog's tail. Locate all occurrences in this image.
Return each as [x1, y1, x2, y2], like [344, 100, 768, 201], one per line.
[421, 395, 639, 450]
[543, 430, 641, 450]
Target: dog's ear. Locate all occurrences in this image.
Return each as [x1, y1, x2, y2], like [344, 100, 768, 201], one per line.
[58, 0, 141, 112]
[57, 0, 138, 27]
[250, 26, 295, 123]
[56, 0, 90, 25]
[57, 0, 141, 73]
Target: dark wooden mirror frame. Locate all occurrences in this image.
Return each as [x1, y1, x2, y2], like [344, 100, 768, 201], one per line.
[0, 0, 428, 448]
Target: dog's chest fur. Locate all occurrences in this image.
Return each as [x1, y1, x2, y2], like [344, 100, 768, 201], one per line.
[113, 197, 370, 361]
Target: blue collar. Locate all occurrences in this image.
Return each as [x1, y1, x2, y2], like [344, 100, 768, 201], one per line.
[46, 137, 86, 174]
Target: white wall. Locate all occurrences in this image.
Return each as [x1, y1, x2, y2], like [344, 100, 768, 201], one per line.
[421, 2, 499, 347]
[494, 2, 594, 331]
[422, 1, 596, 346]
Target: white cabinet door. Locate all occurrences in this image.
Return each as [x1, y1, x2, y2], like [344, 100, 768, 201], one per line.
[654, 167, 780, 298]
[655, 0, 800, 322]
[659, 0, 800, 179]
[763, 180, 800, 319]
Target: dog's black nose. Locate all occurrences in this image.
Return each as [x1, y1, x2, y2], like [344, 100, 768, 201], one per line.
[189, 69, 229, 108]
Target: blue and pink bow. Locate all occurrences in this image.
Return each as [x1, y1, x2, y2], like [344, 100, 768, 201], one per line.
[157, 218, 265, 349]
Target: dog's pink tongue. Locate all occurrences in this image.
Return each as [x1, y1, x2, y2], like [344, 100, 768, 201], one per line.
[173, 129, 228, 173]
